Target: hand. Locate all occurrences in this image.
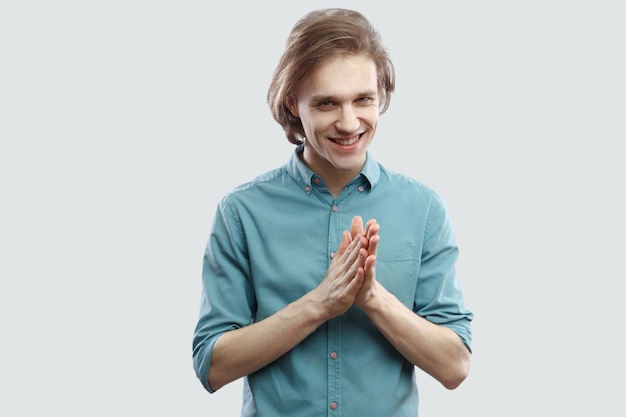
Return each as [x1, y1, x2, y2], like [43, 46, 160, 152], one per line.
[313, 230, 366, 319]
[350, 216, 380, 307]
[349, 216, 380, 257]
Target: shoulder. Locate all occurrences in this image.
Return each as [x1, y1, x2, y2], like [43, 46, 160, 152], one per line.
[220, 165, 288, 206]
[377, 164, 442, 202]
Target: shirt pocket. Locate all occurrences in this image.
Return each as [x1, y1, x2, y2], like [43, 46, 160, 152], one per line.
[375, 242, 419, 307]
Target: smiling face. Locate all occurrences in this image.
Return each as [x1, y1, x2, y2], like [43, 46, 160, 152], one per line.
[289, 53, 380, 194]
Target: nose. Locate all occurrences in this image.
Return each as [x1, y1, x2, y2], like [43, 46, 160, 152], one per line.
[335, 105, 360, 132]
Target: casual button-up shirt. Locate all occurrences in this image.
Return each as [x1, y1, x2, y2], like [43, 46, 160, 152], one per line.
[193, 145, 473, 417]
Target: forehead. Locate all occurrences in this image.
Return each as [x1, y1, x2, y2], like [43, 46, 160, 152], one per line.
[297, 53, 378, 100]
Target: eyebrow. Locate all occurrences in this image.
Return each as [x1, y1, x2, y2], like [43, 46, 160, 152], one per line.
[309, 90, 378, 102]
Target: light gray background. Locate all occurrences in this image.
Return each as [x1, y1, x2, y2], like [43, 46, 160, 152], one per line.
[1, 1, 624, 415]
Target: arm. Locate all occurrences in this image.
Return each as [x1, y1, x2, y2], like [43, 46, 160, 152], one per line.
[352, 215, 472, 390]
[208, 231, 368, 391]
[358, 281, 471, 389]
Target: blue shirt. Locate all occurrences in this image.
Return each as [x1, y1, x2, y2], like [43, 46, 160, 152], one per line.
[193, 145, 473, 417]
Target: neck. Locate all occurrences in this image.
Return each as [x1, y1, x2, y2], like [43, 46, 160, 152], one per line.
[299, 154, 361, 199]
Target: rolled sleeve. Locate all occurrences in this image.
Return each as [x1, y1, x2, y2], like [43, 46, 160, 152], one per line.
[415, 192, 473, 351]
[192, 198, 256, 392]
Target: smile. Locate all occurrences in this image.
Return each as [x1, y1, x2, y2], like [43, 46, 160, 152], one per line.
[331, 134, 362, 146]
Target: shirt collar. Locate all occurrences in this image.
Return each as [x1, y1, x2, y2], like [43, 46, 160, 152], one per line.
[286, 144, 380, 191]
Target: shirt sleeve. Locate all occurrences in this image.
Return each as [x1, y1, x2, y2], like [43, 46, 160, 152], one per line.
[192, 196, 257, 392]
[415, 191, 473, 352]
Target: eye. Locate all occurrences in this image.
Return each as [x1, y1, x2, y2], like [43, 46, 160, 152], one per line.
[317, 100, 334, 108]
[355, 97, 372, 104]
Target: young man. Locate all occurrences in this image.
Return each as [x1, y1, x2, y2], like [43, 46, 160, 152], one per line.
[193, 8, 473, 416]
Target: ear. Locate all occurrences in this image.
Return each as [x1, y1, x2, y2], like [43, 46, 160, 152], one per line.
[285, 96, 299, 118]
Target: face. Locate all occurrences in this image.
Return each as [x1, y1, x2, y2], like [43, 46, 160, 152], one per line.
[289, 53, 380, 184]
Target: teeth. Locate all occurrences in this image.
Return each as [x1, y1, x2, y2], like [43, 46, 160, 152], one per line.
[335, 136, 359, 145]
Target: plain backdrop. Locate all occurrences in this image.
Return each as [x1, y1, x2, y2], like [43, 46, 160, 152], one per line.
[1, 1, 624, 416]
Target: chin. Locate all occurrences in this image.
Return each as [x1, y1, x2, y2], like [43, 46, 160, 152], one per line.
[333, 155, 366, 171]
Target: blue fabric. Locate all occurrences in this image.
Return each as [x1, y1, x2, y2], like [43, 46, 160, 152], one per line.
[193, 145, 473, 416]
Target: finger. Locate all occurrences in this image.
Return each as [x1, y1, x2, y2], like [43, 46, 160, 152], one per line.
[359, 255, 376, 303]
[330, 241, 365, 297]
[344, 267, 365, 295]
[368, 233, 380, 256]
[364, 254, 376, 276]
[345, 235, 365, 265]
[334, 230, 353, 258]
[364, 219, 378, 240]
[350, 215, 364, 239]
[344, 251, 366, 285]
[334, 233, 363, 271]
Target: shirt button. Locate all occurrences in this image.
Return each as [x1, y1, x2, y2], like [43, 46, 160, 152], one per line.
[330, 402, 338, 410]
[358, 186, 364, 192]
[332, 205, 338, 212]
[305, 185, 311, 192]
[330, 352, 338, 359]
[330, 252, 335, 259]
[314, 178, 321, 185]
